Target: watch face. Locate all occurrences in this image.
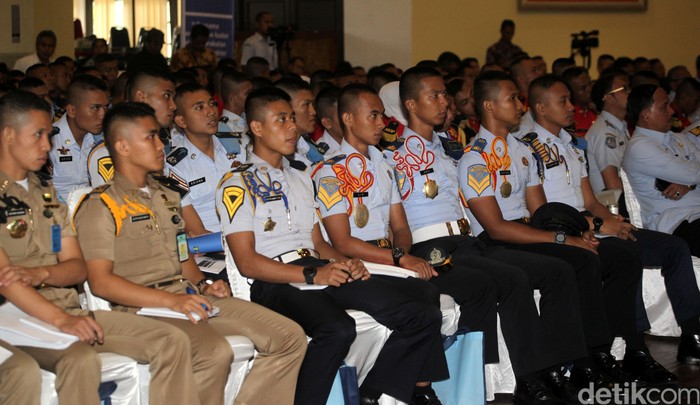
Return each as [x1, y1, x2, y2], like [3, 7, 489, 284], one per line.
[555, 232, 566, 243]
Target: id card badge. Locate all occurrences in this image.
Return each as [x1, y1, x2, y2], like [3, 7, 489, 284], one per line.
[176, 231, 189, 262]
[51, 224, 61, 253]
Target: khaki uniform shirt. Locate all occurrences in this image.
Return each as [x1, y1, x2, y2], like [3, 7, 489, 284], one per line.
[0, 171, 79, 310]
[74, 172, 186, 288]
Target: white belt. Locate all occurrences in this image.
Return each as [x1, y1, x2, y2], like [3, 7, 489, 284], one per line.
[274, 248, 320, 264]
[411, 219, 471, 244]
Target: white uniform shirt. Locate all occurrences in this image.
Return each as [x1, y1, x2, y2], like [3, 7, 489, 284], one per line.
[317, 130, 342, 159]
[166, 135, 246, 232]
[49, 115, 100, 201]
[622, 127, 700, 233]
[585, 111, 629, 194]
[240, 32, 278, 69]
[682, 119, 700, 151]
[13, 53, 49, 73]
[312, 140, 400, 241]
[530, 123, 588, 211]
[459, 127, 537, 236]
[216, 153, 317, 259]
[222, 109, 248, 134]
[384, 128, 463, 230]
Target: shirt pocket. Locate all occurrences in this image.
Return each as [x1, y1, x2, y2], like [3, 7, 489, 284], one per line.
[254, 199, 289, 239]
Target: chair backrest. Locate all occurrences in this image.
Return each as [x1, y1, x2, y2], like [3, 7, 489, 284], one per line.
[620, 169, 644, 228]
[224, 245, 252, 301]
[110, 27, 130, 49]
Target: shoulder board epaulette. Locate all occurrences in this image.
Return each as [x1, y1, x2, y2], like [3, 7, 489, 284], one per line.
[90, 184, 111, 194]
[383, 120, 400, 136]
[216, 130, 243, 139]
[288, 159, 307, 171]
[570, 136, 587, 150]
[316, 142, 330, 155]
[605, 120, 616, 130]
[321, 154, 346, 166]
[470, 138, 487, 153]
[166, 147, 188, 166]
[232, 163, 252, 172]
[384, 137, 405, 152]
[151, 175, 188, 198]
[519, 132, 538, 144]
[565, 127, 577, 138]
[51, 126, 60, 137]
[689, 126, 700, 136]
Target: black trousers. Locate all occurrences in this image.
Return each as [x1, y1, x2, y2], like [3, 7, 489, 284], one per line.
[412, 235, 587, 376]
[673, 219, 700, 258]
[634, 228, 700, 330]
[491, 240, 614, 348]
[250, 257, 448, 405]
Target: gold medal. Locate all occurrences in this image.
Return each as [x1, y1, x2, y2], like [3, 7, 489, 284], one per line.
[263, 217, 277, 232]
[354, 203, 370, 228]
[423, 179, 439, 199]
[7, 219, 28, 239]
[500, 181, 512, 198]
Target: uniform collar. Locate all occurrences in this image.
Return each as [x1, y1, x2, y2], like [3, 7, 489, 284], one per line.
[222, 109, 245, 125]
[180, 135, 224, 163]
[600, 111, 627, 133]
[0, 171, 43, 194]
[402, 127, 439, 149]
[54, 114, 99, 148]
[339, 139, 383, 165]
[319, 130, 341, 150]
[249, 153, 290, 172]
[113, 172, 161, 196]
[534, 122, 566, 145]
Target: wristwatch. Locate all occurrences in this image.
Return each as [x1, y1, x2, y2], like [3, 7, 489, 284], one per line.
[554, 231, 567, 244]
[392, 247, 405, 266]
[592, 217, 604, 233]
[196, 278, 214, 292]
[302, 266, 317, 285]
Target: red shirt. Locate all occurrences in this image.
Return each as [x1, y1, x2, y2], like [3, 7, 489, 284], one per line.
[573, 105, 597, 138]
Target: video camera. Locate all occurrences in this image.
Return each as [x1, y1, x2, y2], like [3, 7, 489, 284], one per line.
[268, 25, 296, 46]
[571, 30, 599, 52]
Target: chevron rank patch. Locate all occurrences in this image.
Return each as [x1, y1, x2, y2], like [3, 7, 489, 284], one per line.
[97, 156, 114, 182]
[317, 177, 342, 210]
[222, 186, 245, 222]
[467, 164, 491, 196]
[690, 126, 700, 136]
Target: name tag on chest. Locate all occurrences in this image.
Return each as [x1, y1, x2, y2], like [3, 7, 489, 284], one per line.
[59, 156, 73, 162]
[6, 208, 26, 217]
[188, 177, 206, 187]
[131, 214, 151, 222]
[263, 195, 282, 203]
[419, 168, 434, 176]
[499, 170, 511, 176]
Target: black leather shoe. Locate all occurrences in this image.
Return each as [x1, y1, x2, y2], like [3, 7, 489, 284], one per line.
[359, 396, 380, 405]
[593, 351, 639, 385]
[541, 370, 583, 404]
[677, 334, 700, 364]
[569, 365, 613, 391]
[410, 387, 442, 405]
[623, 350, 678, 386]
[513, 377, 564, 405]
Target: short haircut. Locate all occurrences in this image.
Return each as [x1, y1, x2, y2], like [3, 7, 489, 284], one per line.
[145, 29, 165, 44]
[175, 82, 209, 109]
[26, 64, 50, 76]
[367, 70, 399, 93]
[126, 68, 174, 100]
[438, 52, 460, 68]
[220, 70, 251, 101]
[562, 66, 588, 85]
[461, 57, 478, 68]
[250, 76, 273, 90]
[591, 72, 626, 111]
[244, 86, 291, 124]
[551, 58, 575, 77]
[676, 77, 700, 97]
[190, 24, 210, 39]
[627, 84, 658, 125]
[310, 69, 334, 87]
[667, 65, 690, 81]
[0, 90, 51, 132]
[91, 38, 107, 50]
[613, 57, 633, 71]
[500, 19, 515, 31]
[35, 30, 56, 45]
[244, 57, 270, 78]
[67, 74, 109, 104]
[528, 74, 567, 114]
[274, 77, 311, 98]
[415, 60, 440, 70]
[629, 70, 660, 89]
[473, 70, 513, 117]
[315, 85, 341, 120]
[102, 102, 156, 156]
[446, 78, 465, 98]
[54, 56, 74, 66]
[509, 55, 531, 73]
[598, 54, 615, 64]
[399, 66, 441, 104]
[18, 77, 46, 91]
[94, 53, 118, 66]
[338, 83, 377, 131]
[255, 11, 271, 23]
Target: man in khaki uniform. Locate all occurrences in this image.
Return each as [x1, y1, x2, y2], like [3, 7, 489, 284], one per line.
[74, 102, 307, 405]
[0, 90, 201, 404]
[0, 339, 42, 404]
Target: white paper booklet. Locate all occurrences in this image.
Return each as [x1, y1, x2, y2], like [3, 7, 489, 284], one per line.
[0, 303, 78, 350]
[137, 306, 221, 321]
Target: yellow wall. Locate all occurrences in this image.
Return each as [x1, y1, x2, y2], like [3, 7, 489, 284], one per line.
[412, 0, 700, 73]
[0, 0, 73, 66]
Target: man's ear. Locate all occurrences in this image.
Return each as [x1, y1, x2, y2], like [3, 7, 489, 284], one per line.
[341, 112, 353, 129]
[65, 103, 77, 119]
[133, 89, 146, 103]
[249, 120, 263, 138]
[173, 114, 186, 130]
[404, 99, 416, 115]
[482, 99, 493, 114]
[1, 126, 15, 146]
[535, 101, 545, 116]
[321, 116, 333, 130]
[114, 136, 129, 157]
